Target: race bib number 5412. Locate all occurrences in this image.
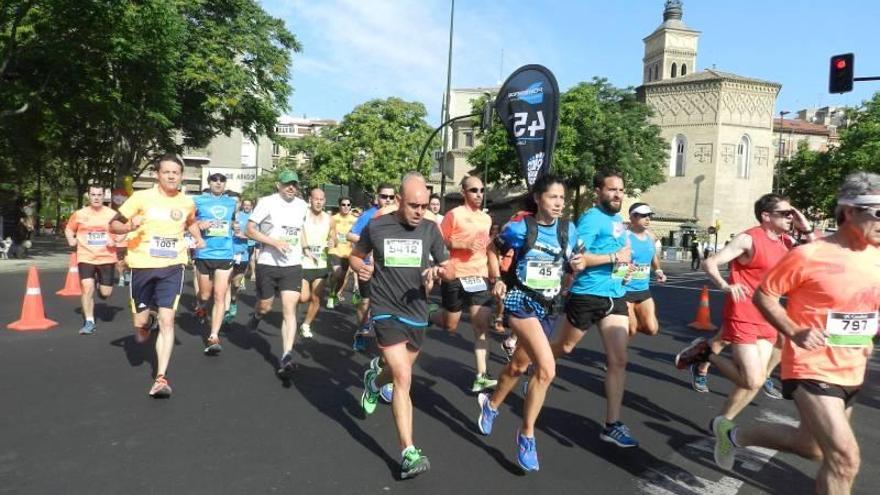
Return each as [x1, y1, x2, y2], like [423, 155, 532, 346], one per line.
[384, 239, 422, 267]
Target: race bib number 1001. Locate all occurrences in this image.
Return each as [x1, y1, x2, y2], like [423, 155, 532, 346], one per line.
[384, 239, 422, 267]
[149, 236, 178, 258]
[825, 311, 878, 347]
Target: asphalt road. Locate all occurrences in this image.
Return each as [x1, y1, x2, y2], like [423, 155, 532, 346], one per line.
[1, 265, 878, 494]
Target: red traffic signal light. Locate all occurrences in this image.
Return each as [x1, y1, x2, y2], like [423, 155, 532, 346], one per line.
[829, 53, 854, 94]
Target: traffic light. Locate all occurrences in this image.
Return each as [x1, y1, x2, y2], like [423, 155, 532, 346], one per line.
[829, 53, 854, 93]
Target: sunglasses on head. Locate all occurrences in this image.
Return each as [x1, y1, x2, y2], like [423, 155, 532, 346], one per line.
[467, 187, 485, 194]
[378, 194, 395, 200]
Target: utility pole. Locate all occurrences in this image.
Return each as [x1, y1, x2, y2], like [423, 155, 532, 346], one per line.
[439, 0, 454, 211]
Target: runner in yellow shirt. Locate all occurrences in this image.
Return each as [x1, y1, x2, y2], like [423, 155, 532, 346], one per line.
[110, 154, 204, 398]
[328, 196, 357, 308]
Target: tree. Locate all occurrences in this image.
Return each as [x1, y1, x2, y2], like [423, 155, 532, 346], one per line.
[284, 97, 438, 191]
[469, 78, 667, 214]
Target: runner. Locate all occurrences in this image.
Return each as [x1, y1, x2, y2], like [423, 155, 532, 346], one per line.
[429, 193, 443, 225]
[708, 172, 880, 495]
[226, 196, 252, 322]
[110, 191, 131, 287]
[476, 174, 581, 471]
[299, 187, 334, 339]
[327, 196, 356, 308]
[623, 203, 667, 337]
[550, 170, 640, 447]
[347, 183, 397, 352]
[352, 172, 450, 479]
[65, 184, 119, 335]
[432, 176, 498, 392]
[245, 170, 308, 379]
[193, 173, 237, 355]
[675, 194, 813, 424]
[110, 153, 204, 398]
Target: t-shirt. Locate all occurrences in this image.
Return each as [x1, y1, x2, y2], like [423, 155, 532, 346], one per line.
[66, 206, 118, 265]
[350, 206, 378, 237]
[498, 217, 578, 300]
[233, 211, 251, 263]
[440, 205, 492, 278]
[760, 240, 880, 387]
[302, 210, 331, 270]
[329, 212, 357, 258]
[355, 214, 448, 323]
[624, 230, 655, 293]
[570, 206, 627, 298]
[118, 187, 195, 268]
[193, 193, 237, 260]
[249, 193, 308, 267]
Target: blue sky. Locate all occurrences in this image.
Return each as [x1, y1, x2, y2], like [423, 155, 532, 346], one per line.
[261, 0, 880, 125]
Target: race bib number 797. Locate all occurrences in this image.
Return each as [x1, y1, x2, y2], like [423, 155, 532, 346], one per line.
[825, 311, 878, 347]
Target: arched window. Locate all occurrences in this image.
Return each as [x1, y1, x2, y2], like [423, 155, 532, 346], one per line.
[670, 134, 686, 177]
[737, 135, 751, 178]
[653, 64, 659, 81]
[646, 67, 652, 82]
[681, 63, 687, 76]
[671, 62, 677, 78]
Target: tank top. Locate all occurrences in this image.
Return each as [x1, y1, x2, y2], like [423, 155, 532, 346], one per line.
[624, 230, 655, 292]
[723, 226, 794, 324]
[302, 210, 331, 269]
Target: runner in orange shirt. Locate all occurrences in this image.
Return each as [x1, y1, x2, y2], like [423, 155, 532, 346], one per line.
[65, 184, 119, 335]
[709, 172, 880, 495]
[432, 176, 497, 393]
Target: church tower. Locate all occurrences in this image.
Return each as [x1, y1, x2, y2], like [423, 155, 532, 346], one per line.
[642, 0, 700, 83]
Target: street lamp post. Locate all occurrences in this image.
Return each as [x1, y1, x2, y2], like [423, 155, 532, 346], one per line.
[776, 110, 790, 193]
[439, 0, 455, 211]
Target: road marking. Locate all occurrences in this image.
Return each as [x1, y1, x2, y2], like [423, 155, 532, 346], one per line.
[637, 410, 799, 494]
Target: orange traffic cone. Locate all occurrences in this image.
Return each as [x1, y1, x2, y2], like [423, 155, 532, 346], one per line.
[57, 252, 82, 296]
[7, 266, 58, 331]
[688, 285, 717, 331]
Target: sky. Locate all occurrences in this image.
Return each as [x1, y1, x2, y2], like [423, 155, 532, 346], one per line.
[261, 0, 880, 125]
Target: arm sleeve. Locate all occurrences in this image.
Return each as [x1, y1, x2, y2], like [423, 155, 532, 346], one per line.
[759, 247, 807, 298]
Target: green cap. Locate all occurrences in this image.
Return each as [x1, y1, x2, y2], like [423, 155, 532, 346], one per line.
[277, 170, 299, 184]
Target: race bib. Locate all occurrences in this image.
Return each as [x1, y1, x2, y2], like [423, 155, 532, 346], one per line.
[825, 311, 878, 347]
[149, 236, 178, 258]
[276, 226, 300, 246]
[629, 264, 651, 280]
[206, 220, 230, 237]
[86, 230, 108, 246]
[384, 239, 422, 267]
[337, 232, 348, 244]
[524, 260, 562, 290]
[460, 276, 487, 293]
[611, 262, 630, 280]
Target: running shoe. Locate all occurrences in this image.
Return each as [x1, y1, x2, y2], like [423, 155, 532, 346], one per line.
[712, 415, 736, 470]
[117, 276, 125, 287]
[674, 337, 711, 369]
[228, 303, 238, 317]
[600, 422, 639, 448]
[352, 333, 367, 352]
[223, 310, 234, 324]
[148, 375, 172, 398]
[79, 321, 96, 335]
[369, 356, 383, 372]
[427, 303, 440, 314]
[195, 306, 207, 325]
[471, 373, 498, 393]
[351, 290, 361, 305]
[501, 336, 517, 362]
[477, 392, 498, 435]
[326, 295, 335, 309]
[247, 313, 261, 331]
[361, 368, 379, 415]
[379, 383, 394, 404]
[762, 378, 783, 400]
[400, 447, 430, 479]
[276, 352, 296, 379]
[300, 323, 313, 339]
[204, 335, 222, 355]
[690, 364, 710, 393]
[516, 431, 539, 472]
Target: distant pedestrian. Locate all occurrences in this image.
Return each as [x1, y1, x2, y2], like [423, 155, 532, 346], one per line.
[689, 240, 701, 270]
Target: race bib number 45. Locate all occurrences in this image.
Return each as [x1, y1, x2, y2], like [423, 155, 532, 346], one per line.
[384, 239, 422, 267]
[826, 311, 878, 347]
[524, 260, 561, 290]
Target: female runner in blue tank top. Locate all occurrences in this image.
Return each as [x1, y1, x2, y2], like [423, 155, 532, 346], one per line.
[623, 202, 667, 336]
[475, 174, 584, 472]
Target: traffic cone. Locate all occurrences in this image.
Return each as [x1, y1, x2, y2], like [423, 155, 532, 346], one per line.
[688, 285, 717, 331]
[7, 266, 58, 331]
[57, 252, 82, 296]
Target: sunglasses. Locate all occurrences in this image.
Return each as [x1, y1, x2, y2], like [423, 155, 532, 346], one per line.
[340, 203, 351, 207]
[209, 176, 226, 183]
[378, 194, 395, 200]
[633, 212, 654, 218]
[856, 205, 880, 219]
[467, 187, 485, 194]
[769, 209, 794, 218]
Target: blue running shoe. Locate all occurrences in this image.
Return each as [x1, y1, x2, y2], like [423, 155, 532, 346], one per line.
[762, 378, 783, 400]
[600, 422, 639, 448]
[379, 383, 393, 404]
[690, 364, 709, 393]
[352, 333, 367, 352]
[516, 431, 539, 472]
[477, 392, 498, 436]
[79, 321, 96, 335]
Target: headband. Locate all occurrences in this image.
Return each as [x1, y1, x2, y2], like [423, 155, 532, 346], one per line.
[837, 194, 880, 206]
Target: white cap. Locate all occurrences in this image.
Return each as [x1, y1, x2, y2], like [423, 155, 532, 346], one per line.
[629, 203, 653, 216]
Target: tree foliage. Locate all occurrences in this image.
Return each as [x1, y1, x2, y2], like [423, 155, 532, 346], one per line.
[283, 97, 438, 191]
[469, 78, 667, 210]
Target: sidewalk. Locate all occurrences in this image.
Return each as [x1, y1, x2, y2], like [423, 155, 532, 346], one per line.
[0, 235, 74, 273]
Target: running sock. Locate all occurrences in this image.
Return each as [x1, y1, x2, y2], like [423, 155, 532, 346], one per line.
[728, 427, 741, 448]
[401, 445, 416, 459]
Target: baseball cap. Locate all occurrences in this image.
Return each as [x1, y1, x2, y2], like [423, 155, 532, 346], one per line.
[629, 202, 654, 216]
[277, 170, 299, 184]
[207, 173, 227, 182]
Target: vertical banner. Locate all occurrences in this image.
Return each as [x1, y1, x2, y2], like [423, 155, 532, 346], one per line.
[494, 64, 560, 189]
